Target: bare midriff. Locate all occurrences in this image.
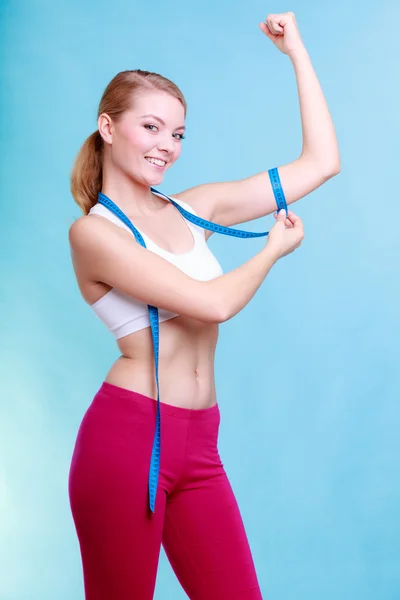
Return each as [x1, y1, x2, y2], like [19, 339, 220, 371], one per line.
[104, 314, 220, 410]
[74, 206, 220, 410]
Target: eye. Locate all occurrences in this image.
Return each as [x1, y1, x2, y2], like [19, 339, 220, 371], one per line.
[144, 124, 185, 141]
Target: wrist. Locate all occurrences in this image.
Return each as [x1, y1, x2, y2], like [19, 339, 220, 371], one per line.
[287, 44, 309, 62]
[262, 243, 280, 265]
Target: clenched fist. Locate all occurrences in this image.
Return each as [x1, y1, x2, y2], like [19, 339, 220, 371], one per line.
[259, 12, 304, 55]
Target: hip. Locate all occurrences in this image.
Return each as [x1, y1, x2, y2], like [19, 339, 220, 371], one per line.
[68, 382, 222, 508]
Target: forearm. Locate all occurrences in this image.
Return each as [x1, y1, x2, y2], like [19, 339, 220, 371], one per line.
[289, 46, 340, 171]
[209, 245, 279, 322]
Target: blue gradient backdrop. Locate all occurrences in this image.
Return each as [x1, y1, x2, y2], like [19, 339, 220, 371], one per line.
[1, 0, 399, 598]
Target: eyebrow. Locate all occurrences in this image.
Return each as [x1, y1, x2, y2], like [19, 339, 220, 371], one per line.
[140, 113, 186, 132]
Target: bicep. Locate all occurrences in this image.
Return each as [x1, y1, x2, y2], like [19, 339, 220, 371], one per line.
[172, 156, 338, 230]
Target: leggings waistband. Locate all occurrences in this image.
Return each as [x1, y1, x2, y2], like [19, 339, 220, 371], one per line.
[97, 381, 219, 420]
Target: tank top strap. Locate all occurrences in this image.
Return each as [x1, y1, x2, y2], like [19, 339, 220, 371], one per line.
[166, 195, 207, 242]
[88, 203, 133, 235]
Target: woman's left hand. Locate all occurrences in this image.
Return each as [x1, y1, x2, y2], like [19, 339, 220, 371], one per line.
[259, 12, 304, 56]
[273, 209, 296, 228]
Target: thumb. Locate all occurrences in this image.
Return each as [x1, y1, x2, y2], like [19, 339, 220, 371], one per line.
[259, 22, 273, 37]
[276, 209, 286, 221]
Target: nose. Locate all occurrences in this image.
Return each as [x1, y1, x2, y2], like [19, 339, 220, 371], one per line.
[157, 132, 175, 155]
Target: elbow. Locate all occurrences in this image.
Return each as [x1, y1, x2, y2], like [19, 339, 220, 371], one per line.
[197, 283, 230, 324]
[188, 295, 227, 324]
[203, 296, 229, 324]
[207, 302, 228, 324]
[322, 160, 341, 178]
[215, 307, 229, 324]
[316, 162, 340, 184]
[305, 153, 341, 179]
[214, 298, 232, 324]
[329, 162, 341, 176]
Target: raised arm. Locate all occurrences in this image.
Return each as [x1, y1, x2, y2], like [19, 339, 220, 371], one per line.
[172, 13, 340, 232]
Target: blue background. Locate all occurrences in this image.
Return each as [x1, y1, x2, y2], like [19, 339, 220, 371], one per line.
[1, 0, 399, 598]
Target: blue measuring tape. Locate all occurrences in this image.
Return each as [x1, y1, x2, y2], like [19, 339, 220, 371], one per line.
[97, 167, 288, 513]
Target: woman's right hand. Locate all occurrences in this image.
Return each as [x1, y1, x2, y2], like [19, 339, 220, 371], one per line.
[266, 209, 304, 259]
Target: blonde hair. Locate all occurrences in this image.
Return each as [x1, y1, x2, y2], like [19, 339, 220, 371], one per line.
[70, 69, 187, 215]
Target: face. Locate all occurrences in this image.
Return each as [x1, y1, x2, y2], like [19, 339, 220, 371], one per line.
[99, 91, 186, 186]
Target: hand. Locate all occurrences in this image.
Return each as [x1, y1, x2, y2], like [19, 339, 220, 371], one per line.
[273, 208, 296, 228]
[266, 209, 304, 260]
[259, 12, 304, 56]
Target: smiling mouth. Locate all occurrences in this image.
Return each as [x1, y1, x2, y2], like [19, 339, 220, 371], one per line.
[145, 157, 167, 168]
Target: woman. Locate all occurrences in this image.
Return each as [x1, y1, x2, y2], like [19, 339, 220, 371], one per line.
[68, 12, 340, 600]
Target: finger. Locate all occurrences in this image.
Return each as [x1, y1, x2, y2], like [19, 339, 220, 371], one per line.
[290, 214, 303, 229]
[267, 17, 284, 34]
[274, 210, 299, 230]
[266, 21, 276, 35]
[259, 22, 273, 37]
[274, 210, 292, 221]
[285, 211, 299, 223]
[274, 215, 293, 228]
[286, 211, 297, 227]
[278, 211, 301, 227]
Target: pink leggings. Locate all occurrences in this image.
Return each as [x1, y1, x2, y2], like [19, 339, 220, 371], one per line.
[68, 381, 263, 599]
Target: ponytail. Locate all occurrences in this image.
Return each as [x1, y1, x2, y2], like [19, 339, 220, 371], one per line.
[70, 130, 103, 215]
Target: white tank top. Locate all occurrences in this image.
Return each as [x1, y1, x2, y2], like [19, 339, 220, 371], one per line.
[88, 192, 224, 339]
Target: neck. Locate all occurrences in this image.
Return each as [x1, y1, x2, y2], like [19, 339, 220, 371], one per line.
[101, 165, 168, 218]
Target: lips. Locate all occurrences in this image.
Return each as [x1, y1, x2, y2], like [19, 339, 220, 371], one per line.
[145, 156, 167, 166]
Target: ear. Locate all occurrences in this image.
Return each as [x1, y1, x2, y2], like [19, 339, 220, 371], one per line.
[98, 113, 113, 145]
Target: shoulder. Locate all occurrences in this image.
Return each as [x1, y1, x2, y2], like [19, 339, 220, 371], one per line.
[169, 185, 214, 221]
[69, 215, 98, 247]
[69, 215, 89, 245]
[68, 213, 123, 252]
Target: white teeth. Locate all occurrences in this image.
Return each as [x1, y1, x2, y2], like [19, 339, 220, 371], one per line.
[145, 157, 166, 167]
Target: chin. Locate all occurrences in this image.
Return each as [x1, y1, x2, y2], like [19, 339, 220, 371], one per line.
[134, 170, 164, 187]
[146, 167, 168, 184]
[148, 173, 164, 185]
